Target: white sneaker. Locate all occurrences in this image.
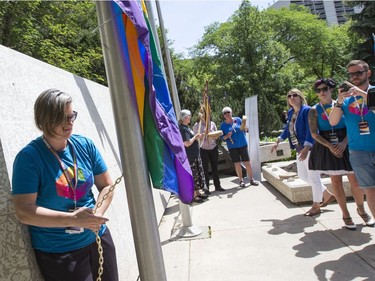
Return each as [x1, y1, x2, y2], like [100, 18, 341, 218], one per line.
[357, 209, 375, 227]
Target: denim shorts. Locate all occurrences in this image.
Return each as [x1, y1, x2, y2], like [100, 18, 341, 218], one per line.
[349, 150, 375, 188]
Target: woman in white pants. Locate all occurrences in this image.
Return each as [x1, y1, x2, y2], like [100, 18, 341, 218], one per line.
[272, 88, 334, 216]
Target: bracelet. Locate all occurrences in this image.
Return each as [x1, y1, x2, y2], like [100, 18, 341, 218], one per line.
[335, 101, 343, 108]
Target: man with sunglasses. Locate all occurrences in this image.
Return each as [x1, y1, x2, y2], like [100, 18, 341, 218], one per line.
[330, 60, 375, 222]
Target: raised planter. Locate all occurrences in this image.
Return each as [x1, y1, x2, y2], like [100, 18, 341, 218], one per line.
[259, 141, 291, 163]
[262, 161, 352, 204]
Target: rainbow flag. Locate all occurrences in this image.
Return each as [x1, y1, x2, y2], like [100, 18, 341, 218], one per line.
[112, 0, 194, 204]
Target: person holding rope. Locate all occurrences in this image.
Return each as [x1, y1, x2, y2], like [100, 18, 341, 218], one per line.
[179, 109, 209, 203]
[12, 89, 119, 281]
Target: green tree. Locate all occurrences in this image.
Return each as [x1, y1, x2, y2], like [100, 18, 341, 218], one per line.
[267, 5, 353, 79]
[347, 1, 375, 82]
[0, 0, 105, 84]
[177, 0, 354, 135]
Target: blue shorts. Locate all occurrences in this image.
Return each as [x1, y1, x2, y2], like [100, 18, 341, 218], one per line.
[349, 150, 375, 189]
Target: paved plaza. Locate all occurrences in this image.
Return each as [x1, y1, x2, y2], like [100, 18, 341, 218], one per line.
[159, 174, 375, 281]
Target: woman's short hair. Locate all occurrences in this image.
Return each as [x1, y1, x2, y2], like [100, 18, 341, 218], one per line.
[179, 109, 191, 124]
[222, 106, 232, 114]
[34, 89, 72, 136]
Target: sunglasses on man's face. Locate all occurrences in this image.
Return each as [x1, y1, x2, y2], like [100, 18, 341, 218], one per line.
[347, 70, 367, 78]
[315, 86, 329, 94]
[287, 93, 299, 99]
[223, 111, 231, 115]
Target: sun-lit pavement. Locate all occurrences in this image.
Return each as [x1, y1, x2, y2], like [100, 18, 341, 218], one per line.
[159, 174, 375, 281]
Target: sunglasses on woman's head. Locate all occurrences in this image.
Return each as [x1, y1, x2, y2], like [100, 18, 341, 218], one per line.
[287, 93, 299, 98]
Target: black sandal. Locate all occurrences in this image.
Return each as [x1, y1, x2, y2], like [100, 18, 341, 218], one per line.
[343, 217, 356, 230]
[304, 209, 321, 217]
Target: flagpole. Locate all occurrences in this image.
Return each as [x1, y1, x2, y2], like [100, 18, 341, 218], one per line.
[144, 1, 166, 75]
[95, 3, 167, 281]
[154, 0, 201, 238]
[155, 0, 181, 114]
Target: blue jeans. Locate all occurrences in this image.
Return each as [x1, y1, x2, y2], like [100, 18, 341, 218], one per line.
[349, 150, 375, 188]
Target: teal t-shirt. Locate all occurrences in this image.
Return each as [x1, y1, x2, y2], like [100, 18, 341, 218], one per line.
[315, 102, 346, 131]
[342, 87, 375, 151]
[12, 134, 107, 253]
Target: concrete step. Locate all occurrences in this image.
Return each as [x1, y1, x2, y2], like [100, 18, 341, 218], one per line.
[262, 161, 352, 204]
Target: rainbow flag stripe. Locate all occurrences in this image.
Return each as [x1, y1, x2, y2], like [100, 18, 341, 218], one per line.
[112, 0, 194, 203]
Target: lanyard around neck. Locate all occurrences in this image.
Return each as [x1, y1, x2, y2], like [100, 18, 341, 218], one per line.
[319, 101, 335, 132]
[42, 136, 78, 207]
[354, 97, 365, 120]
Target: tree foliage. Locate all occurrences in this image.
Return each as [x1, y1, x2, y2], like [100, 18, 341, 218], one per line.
[346, 1, 375, 82]
[0, 0, 105, 84]
[175, 0, 354, 135]
[0, 0, 371, 136]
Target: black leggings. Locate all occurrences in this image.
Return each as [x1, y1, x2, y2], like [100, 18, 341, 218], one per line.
[34, 228, 118, 281]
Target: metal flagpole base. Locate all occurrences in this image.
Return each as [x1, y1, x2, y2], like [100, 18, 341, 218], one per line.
[176, 201, 203, 238]
[177, 225, 202, 238]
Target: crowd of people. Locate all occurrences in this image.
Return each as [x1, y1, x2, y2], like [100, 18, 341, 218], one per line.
[178, 59, 375, 230]
[11, 59, 375, 278]
[178, 105, 259, 203]
[272, 59, 375, 230]
[11, 88, 260, 278]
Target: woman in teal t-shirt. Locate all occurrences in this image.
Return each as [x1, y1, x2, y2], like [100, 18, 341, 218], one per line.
[12, 89, 118, 281]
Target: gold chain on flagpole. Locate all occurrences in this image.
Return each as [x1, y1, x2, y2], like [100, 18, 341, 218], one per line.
[93, 175, 123, 281]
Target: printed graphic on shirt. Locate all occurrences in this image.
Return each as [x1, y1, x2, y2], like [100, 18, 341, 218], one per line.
[348, 97, 369, 116]
[55, 167, 93, 200]
[321, 107, 332, 121]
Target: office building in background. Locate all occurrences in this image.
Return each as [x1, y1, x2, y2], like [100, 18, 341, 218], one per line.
[270, 0, 362, 25]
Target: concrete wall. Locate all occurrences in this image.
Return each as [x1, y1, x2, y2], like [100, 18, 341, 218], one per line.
[0, 45, 170, 280]
[259, 141, 291, 163]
